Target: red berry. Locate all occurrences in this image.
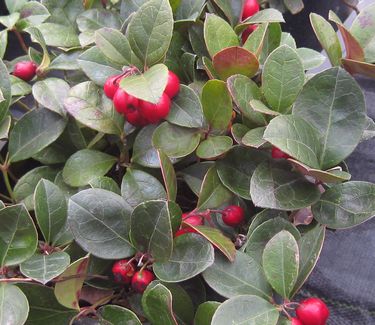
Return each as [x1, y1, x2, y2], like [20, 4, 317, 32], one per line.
[296, 298, 330, 325]
[113, 89, 140, 113]
[112, 259, 135, 284]
[139, 93, 171, 124]
[131, 270, 155, 293]
[271, 147, 290, 159]
[241, 25, 258, 43]
[222, 205, 245, 227]
[126, 108, 147, 127]
[291, 318, 304, 325]
[13, 61, 37, 81]
[175, 228, 196, 237]
[242, 0, 260, 20]
[164, 71, 180, 98]
[104, 74, 122, 99]
[182, 214, 204, 227]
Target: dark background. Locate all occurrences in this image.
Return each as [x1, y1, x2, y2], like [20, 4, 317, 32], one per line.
[1, 0, 374, 324]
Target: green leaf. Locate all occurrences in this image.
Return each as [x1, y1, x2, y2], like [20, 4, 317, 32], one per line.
[64, 81, 124, 135]
[259, 23, 282, 64]
[0, 59, 12, 122]
[244, 217, 300, 263]
[128, 0, 174, 67]
[284, 0, 304, 14]
[0, 13, 20, 29]
[120, 0, 147, 19]
[120, 64, 169, 104]
[213, 47, 259, 80]
[249, 99, 279, 117]
[0, 284, 29, 325]
[296, 48, 325, 70]
[202, 80, 233, 134]
[25, 26, 50, 72]
[20, 252, 70, 284]
[196, 136, 233, 159]
[262, 45, 305, 113]
[142, 283, 178, 325]
[153, 233, 214, 282]
[175, 0, 205, 22]
[8, 109, 67, 163]
[264, 115, 321, 169]
[231, 123, 250, 144]
[312, 181, 375, 229]
[5, 0, 27, 13]
[34, 179, 67, 245]
[204, 14, 239, 57]
[10, 75, 32, 97]
[217, 146, 269, 200]
[32, 78, 70, 116]
[166, 85, 204, 128]
[181, 162, 214, 196]
[95, 27, 142, 68]
[89, 176, 121, 195]
[203, 251, 272, 299]
[293, 67, 366, 169]
[242, 127, 267, 148]
[243, 23, 269, 57]
[194, 302, 220, 325]
[62, 149, 116, 187]
[17, 283, 77, 325]
[152, 122, 201, 158]
[38, 23, 80, 47]
[16, 1, 50, 29]
[291, 225, 325, 297]
[197, 166, 233, 210]
[212, 0, 243, 26]
[310, 13, 342, 66]
[98, 305, 142, 325]
[235, 8, 285, 33]
[211, 295, 279, 325]
[132, 124, 161, 168]
[350, 3, 375, 63]
[54, 256, 89, 310]
[0, 205, 38, 267]
[0, 31, 7, 60]
[14, 166, 59, 210]
[68, 189, 135, 259]
[250, 161, 321, 211]
[0, 116, 11, 140]
[262, 231, 299, 298]
[158, 150, 177, 201]
[130, 200, 181, 262]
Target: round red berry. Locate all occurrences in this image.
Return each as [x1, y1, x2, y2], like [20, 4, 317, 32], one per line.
[13, 61, 37, 81]
[104, 74, 122, 99]
[112, 259, 135, 284]
[241, 24, 258, 43]
[131, 270, 155, 293]
[164, 71, 180, 98]
[296, 298, 330, 325]
[182, 214, 203, 227]
[271, 147, 290, 159]
[222, 205, 245, 227]
[291, 318, 304, 325]
[113, 89, 140, 114]
[139, 93, 171, 124]
[242, 0, 260, 20]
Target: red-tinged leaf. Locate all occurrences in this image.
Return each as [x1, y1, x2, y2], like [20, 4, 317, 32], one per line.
[79, 286, 113, 306]
[341, 58, 375, 78]
[183, 223, 236, 262]
[212, 47, 259, 81]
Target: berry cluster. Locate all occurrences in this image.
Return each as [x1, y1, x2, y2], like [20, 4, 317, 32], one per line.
[112, 259, 155, 294]
[241, 0, 260, 43]
[13, 61, 37, 81]
[292, 298, 330, 325]
[104, 69, 180, 126]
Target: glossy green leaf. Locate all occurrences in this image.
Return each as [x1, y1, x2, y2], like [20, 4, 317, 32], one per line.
[293, 67, 366, 169]
[203, 251, 272, 299]
[250, 161, 321, 211]
[0, 284, 29, 325]
[128, 0, 174, 67]
[157, 150, 177, 201]
[211, 295, 279, 325]
[250, 99, 280, 116]
[54, 255, 89, 310]
[0, 13, 20, 29]
[20, 252, 70, 284]
[5, 0, 27, 13]
[212, 0, 243, 26]
[89, 176, 121, 195]
[130, 200, 181, 262]
[17, 1, 50, 29]
[0, 116, 11, 140]
[10, 75, 31, 97]
[98, 305, 142, 325]
[68, 189, 135, 259]
[263, 230, 299, 298]
[0, 31, 7, 60]
[34, 179, 67, 244]
[120, 0, 147, 19]
[64, 81, 124, 135]
[243, 23, 269, 58]
[231, 123, 250, 144]
[17, 283, 77, 325]
[132, 124, 162, 167]
[63, 149, 116, 187]
[235, 8, 285, 33]
[166, 85, 204, 128]
[153, 122, 201, 158]
[262, 45, 304, 113]
[204, 14, 239, 57]
[175, 0, 205, 22]
[296, 47, 325, 70]
[310, 13, 342, 66]
[38, 23, 80, 47]
[217, 146, 269, 200]
[0, 205, 38, 267]
[196, 136, 233, 159]
[120, 64, 169, 104]
[25, 26, 50, 72]
[202, 80, 233, 134]
[181, 162, 214, 196]
[153, 233, 214, 282]
[142, 283, 178, 325]
[197, 166, 233, 210]
[194, 301, 220, 325]
[242, 127, 267, 148]
[312, 181, 375, 229]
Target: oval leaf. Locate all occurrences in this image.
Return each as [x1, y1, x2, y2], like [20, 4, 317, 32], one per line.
[0, 284, 29, 325]
[194, 301, 220, 325]
[196, 136, 233, 159]
[157, 150, 177, 201]
[98, 305, 142, 325]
